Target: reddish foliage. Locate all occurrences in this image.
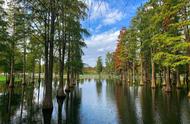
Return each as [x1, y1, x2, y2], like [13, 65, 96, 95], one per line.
[113, 27, 127, 73]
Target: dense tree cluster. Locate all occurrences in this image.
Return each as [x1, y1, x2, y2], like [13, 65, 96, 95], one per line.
[105, 0, 190, 96]
[0, 0, 88, 110]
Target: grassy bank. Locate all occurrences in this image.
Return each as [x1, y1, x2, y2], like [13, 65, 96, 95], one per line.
[0, 75, 6, 83]
[0, 75, 22, 85]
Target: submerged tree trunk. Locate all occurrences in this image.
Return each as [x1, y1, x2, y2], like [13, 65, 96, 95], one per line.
[144, 58, 150, 83]
[43, 1, 56, 109]
[57, 97, 64, 124]
[43, 18, 53, 109]
[9, 57, 14, 88]
[159, 68, 162, 86]
[129, 69, 132, 84]
[165, 67, 171, 92]
[32, 62, 35, 83]
[176, 69, 181, 89]
[162, 68, 166, 86]
[65, 34, 71, 92]
[132, 61, 135, 84]
[57, 20, 66, 97]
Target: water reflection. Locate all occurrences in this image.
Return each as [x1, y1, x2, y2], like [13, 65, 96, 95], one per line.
[95, 79, 102, 98]
[0, 79, 189, 124]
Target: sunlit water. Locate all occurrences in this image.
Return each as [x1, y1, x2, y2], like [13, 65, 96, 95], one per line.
[0, 79, 190, 124]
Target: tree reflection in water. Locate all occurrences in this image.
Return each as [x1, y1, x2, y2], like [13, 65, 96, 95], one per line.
[0, 79, 189, 124]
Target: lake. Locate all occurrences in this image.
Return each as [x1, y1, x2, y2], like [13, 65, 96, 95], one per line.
[0, 79, 190, 124]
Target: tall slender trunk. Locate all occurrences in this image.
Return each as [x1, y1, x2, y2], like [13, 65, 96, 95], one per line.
[43, 0, 56, 109]
[165, 67, 171, 92]
[132, 61, 135, 84]
[57, 16, 66, 97]
[146, 59, 151, 83]
[151, 61, 156, 88]
[183, 6, 190, 97]
[7, 62, 11, 85]
[32, 62, 35, 83]
[140, 54, 144, 86]
[58, 21, 63, 91]
[9, 1, 16, 88]
[43, 15, 51, 109]
[23, 37, 26, 85]
[66, 39, 71, 91]
[9, 49, 14, 88]
[159, 67, 162, 86]
[162, 68, 166, 86]
[49, 0, 55, 104]
[38, 58, 41, 82]
[176, 69, 181, 89]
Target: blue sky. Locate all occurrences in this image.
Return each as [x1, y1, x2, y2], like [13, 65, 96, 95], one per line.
[82, 0, 147, 67]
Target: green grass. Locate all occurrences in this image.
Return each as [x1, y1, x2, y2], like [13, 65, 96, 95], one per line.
[0, 75, 6, 82]
[0, 75, 22, 85]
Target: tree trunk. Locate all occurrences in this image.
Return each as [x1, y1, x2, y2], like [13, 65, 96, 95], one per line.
[165, 67, 171, 92]
[151, 61, 156, 88]
[146, 61, 151, 83]
[57, 97, 64, 124]
[9, 57, 14, 88]
[38, 58, 41, 82]
[188, 91, 190, 97]
[65, 35, 71, 92]
[58, 23, 63, 96]
[32, 62, 35, 83]
[132, 61, 135, 84]
[162, 68, 166, 86]
[159, 68, 162, 86]
[57, 20, 66, 97]
[23, 39, 26, 85]
[43, 1, 55, 109]
[144, 58, 150, 83]
[127, 69, 130, 83]
[176, 69, 181, 89]
[140, 54, 144, 86]
[183, 6, 190, 97]
[185, 66, 189, 91]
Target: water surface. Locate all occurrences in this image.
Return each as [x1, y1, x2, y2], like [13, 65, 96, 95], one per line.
[0, 79, 190, 124]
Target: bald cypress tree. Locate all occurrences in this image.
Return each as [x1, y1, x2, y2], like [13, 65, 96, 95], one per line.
[96, 56, 103, 76]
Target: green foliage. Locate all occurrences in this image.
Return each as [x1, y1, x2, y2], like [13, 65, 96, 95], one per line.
[150, 0, 190, 69]
[105, 52, 115, 74]
[96, 56, 103, 75]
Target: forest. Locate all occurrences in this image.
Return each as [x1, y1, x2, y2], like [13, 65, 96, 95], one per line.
[0, 0, 88, 114]
[0, 0, 190, 124]
[101, 0, 190, 96]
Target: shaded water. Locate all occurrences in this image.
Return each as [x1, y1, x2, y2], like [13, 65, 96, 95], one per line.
[0, 79, 190, 124]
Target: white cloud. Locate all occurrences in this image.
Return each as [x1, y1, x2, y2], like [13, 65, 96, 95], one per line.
[83, 28, 120, 67]
[85, 29, 119, 47]
[103, 10, 123, 25]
